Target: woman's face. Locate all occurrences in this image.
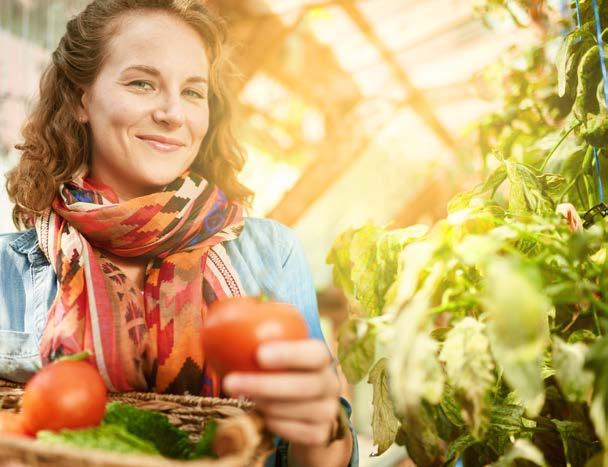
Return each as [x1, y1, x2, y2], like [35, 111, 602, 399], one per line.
[79, 11, 210, 201]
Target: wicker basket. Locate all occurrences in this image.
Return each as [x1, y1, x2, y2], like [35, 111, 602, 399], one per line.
[0, 379, 274, 467]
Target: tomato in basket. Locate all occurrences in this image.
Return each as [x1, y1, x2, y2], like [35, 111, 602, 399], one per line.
[21, 359, 107, 435]
[201, 297, 309, 375]
[0, 411, 30, 437]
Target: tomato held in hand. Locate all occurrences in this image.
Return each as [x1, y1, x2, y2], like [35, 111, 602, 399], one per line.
[0, 412, 29, 437]
[21, 359, 107, 435]
[202, 297, 309, 375]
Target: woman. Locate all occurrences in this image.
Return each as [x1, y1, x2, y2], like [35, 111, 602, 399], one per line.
[0, 1, 357, 466]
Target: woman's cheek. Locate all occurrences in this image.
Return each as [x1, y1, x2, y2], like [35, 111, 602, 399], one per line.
[190, 105, 210, 141]
[111, 98, 152, 125]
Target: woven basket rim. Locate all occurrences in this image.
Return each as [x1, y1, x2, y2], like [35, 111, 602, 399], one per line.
[0, 434, 257, 467]
[0, 378, 255, 410]
[0, 378, 270, 467]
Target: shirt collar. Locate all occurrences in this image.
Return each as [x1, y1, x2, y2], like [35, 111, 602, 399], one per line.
[9, 229, 47, 264]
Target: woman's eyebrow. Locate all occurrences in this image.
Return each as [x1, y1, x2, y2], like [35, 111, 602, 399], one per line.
[120, 64, 208, 83]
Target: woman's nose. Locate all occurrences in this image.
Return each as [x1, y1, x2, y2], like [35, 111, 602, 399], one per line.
[152, 93, 185, 128]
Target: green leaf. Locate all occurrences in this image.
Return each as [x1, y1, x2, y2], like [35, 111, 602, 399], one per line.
[37, 424, 161, 456]
[103, 402, 192, 459]
[350, 225, 391, 316]
[538, 173, 567, 200]
[395, 404, 445, 467]
[552, 336, 594, 403]
[590, 395, 608, 451]
[457, 401, 529, 466]
[445, 432, 477, 463]
[448, 165, 507, 212]
[391, 332, 444, 414]
[379, 225, 429, 306]
[455, 234, 501, 266]
[574, 46, 604, 122]
[440, 385, 465, 428]
[367, 358, 400, 456]
[580, 107, 608, 147]
[326, 228, 356, 296]
[585, 336, 608, 444]
[487, 402, 526, 437]
[575, 5, 608, 30]
[552, 419, 600, 467]
[542, 130, 586, 179]
[327, 224, 428, 317]
[389, 264, 446, 416]
[490, 439, 547, 466]
[542, 351, 556, 380]
[388, 239, 438, 311]
[337, 319, 376, 384]
[557, 29, 595, 98]
[439, 317, 495, 438]
[505, 161, 554, 215]
[568, 329, 597, 344]
[483, 257, 551, 416]
[190, 420, 218, 459]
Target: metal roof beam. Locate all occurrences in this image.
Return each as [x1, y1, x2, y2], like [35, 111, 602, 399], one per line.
[338, 0, 461, 153]
[266, 98, 410, 225]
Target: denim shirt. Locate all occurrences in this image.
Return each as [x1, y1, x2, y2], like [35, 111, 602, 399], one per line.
[0, 217, 358, 466]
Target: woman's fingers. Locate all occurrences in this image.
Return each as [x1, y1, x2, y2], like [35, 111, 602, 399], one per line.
[220, 338, 345, 446]
[254, 398, 340, 424]
[263, 417, 334, 446]
[257, 339, 332, 370]
[223, 366, 340, 400]
[256, 340, 332, 370]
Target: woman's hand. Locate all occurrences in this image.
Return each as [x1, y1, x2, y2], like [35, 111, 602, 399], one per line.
[222, 339, 342, 446]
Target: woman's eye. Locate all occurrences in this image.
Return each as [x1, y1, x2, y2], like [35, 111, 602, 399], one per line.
[184, 89, 206, 99]
[129, 80, 153, 90]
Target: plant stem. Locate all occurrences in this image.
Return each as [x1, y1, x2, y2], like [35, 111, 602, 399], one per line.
[593, 308, 603, 336]
[589, 294, 608, 320]
[559, 169, 584, 202]
[576, 178, 587, 208]
[518, 425, 555, 434]
[540, 123, 581, 172]
[583, 174, 595, 208]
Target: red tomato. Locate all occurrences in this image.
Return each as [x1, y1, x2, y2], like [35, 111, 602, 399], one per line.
[202, 297, 309, 375]
[0, 412, 29, 437]
[21, 359, 107, 435]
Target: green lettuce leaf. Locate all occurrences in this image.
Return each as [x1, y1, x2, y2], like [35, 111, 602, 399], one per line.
[103, 402, 193, 459]
[37, 424, 161, 456]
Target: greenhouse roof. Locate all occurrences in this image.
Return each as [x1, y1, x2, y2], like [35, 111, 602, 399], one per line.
[0, 0, 540, 285]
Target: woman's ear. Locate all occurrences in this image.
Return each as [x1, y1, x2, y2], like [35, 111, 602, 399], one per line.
[78, 87, 90, 123]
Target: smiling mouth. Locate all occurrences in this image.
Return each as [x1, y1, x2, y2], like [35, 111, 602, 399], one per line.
[136, 136, 183, 152]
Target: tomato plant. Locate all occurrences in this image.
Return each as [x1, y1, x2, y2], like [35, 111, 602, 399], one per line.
[202, 297, 309, 375]
[21, 359, 107, 434]
[326, 3, 608, 465]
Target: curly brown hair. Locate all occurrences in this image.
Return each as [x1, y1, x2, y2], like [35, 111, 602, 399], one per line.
[6, 0, 252, 230]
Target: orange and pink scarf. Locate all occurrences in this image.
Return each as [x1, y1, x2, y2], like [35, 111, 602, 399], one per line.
[35, 170, 244, 396]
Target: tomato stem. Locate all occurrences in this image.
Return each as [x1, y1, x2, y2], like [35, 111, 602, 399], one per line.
[56, 350, 92, 362]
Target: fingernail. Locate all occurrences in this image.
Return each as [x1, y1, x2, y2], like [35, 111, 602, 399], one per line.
[223, 375, 240, 392]
[257, 345, 275, 364]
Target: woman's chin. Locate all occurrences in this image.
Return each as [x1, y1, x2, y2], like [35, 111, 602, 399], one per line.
[114, 178, 176, 201]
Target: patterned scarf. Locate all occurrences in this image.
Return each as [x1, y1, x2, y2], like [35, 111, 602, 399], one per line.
[35, 170, 244, 396]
